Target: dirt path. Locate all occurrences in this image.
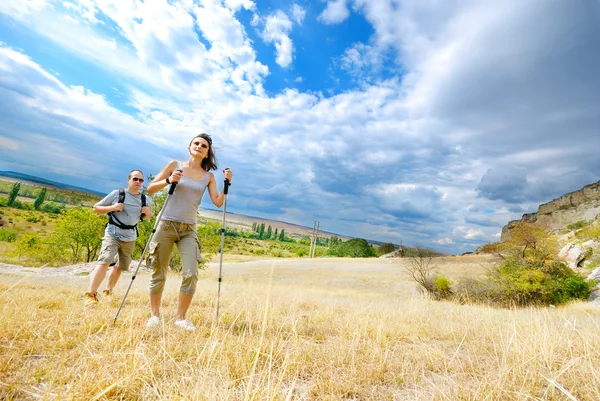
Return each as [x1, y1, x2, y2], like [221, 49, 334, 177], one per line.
[0, 254, 499, 298]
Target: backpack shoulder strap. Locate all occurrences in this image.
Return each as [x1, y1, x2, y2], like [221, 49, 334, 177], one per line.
[139, 193, 147, 223]
[106, 188, 139, 231]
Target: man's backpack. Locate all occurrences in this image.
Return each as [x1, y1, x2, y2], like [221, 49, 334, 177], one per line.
[107, 188, 147, 233]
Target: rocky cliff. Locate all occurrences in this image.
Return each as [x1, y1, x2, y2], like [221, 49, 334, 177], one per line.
[501, 180, 600, 240]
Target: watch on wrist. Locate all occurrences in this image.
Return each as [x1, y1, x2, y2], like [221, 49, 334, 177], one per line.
[165, 177, 171, 184]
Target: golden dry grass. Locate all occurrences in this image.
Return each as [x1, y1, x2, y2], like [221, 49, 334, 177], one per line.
[1, 256, 599, 400]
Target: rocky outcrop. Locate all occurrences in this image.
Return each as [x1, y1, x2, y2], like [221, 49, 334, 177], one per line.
[558, 240, 598, 269]
[587, 267, 600, 304]
[501, 180, 600, 240]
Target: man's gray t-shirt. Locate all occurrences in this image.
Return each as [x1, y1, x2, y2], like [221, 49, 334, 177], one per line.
[97, 190, 148, 242]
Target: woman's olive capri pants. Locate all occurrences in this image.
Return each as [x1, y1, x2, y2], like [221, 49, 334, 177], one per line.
[148, 220, 202, 295]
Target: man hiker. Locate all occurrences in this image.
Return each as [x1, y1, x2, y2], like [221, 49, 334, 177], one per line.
[84, 169, 152, 308]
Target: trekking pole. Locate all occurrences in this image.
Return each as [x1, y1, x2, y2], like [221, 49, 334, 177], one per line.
[215, 169, 231, 320]
[113, 174, 181, 325]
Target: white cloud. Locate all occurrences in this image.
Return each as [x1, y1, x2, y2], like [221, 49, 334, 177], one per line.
[1, 0, 599, 255]
[0, 0, 48, 16]
[453, 227, 486, 241]
[291, 4, 306, 24]
[338, 43, 386, 81]
[0, 0, 269, 97]
[224, 0, 256, 13]
[0, 136, 19, 151]
[318, 0, 349, 24]
[261, 11, 294, 68]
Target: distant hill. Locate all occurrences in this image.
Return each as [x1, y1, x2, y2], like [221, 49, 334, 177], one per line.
[197, 208, 424, 250]
[0, 171, 105, 196]
[0, 170, 446, 253]
[198, 207, 354, 242]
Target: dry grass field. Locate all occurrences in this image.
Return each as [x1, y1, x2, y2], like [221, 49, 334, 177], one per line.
[1, 255, 599, 400]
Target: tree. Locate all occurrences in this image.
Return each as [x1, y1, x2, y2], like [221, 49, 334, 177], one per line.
[329, 236, 340, 248]
[404, 245, 439, 297]
[278, 229, 285, 241]
[196, 219, 222, 269]
[377, 242, 395, 256]
[252, 222, 257, 231]
[34, 188, 47, 210]
[7, 182, 20, 206]
[274, 228, 278, 239]
[501, 222, 557, 264]
[258, 223, 265, 239]
[50, 208, 106, 263]
[327, 238, 376, 258]
[266, 225, 272, 239]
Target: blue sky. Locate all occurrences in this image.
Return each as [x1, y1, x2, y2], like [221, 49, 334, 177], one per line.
[1, 0, 599, 254]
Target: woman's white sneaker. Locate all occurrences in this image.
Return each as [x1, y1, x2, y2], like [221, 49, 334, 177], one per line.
[175, 319, 196, 331]
[146, 316, 161, 328]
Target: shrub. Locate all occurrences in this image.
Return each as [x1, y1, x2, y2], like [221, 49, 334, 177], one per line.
[577, 223, 600, 241]
[434, 275, 453, 299]
[478, 242, 501, 254]
[547, 275, 595, 305]
[453, 277, 497, 305]
[567, 220, 588, 231]
[376, 243, 395, 256]
[11, 232, 44, 261]
[488, 258, 592, 306]
[0, 228, 19, 242]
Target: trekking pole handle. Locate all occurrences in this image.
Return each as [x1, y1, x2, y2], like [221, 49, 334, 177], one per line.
[223, 168, 231, 195]
[168, 169, 183, 195]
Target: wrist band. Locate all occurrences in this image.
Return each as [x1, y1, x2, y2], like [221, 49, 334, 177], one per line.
[165, 177, 171, 184]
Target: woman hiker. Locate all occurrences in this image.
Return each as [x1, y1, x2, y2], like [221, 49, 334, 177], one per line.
[145, 133, 233, 331]
[85, 169, 152, 308]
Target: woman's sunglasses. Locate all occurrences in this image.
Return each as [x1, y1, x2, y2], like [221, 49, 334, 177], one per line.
[192, 141, 209, 149]
[132, 177, 144, 182]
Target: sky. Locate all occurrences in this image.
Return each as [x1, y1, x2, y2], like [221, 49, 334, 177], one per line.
[0, 0, 599, 254]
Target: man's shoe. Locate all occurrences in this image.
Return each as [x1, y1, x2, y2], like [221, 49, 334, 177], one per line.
[175, 319, 196, 331]
[146, 316, 161, 328]
[84, 292, 99, 308]
[102, 289, 112, 297]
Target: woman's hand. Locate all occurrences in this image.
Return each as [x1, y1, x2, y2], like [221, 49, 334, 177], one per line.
[223, 168, 232, 183]
[168, 169, 184, 183]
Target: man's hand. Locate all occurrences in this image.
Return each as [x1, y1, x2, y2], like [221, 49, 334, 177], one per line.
[141, 206, 151, 218]
[112, 203, 124, 212]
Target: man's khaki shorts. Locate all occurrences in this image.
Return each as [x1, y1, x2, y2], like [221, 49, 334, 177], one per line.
[97, 233, 135, 271]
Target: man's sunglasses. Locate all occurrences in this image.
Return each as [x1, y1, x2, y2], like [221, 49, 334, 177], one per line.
[132, 177, 144, 182]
